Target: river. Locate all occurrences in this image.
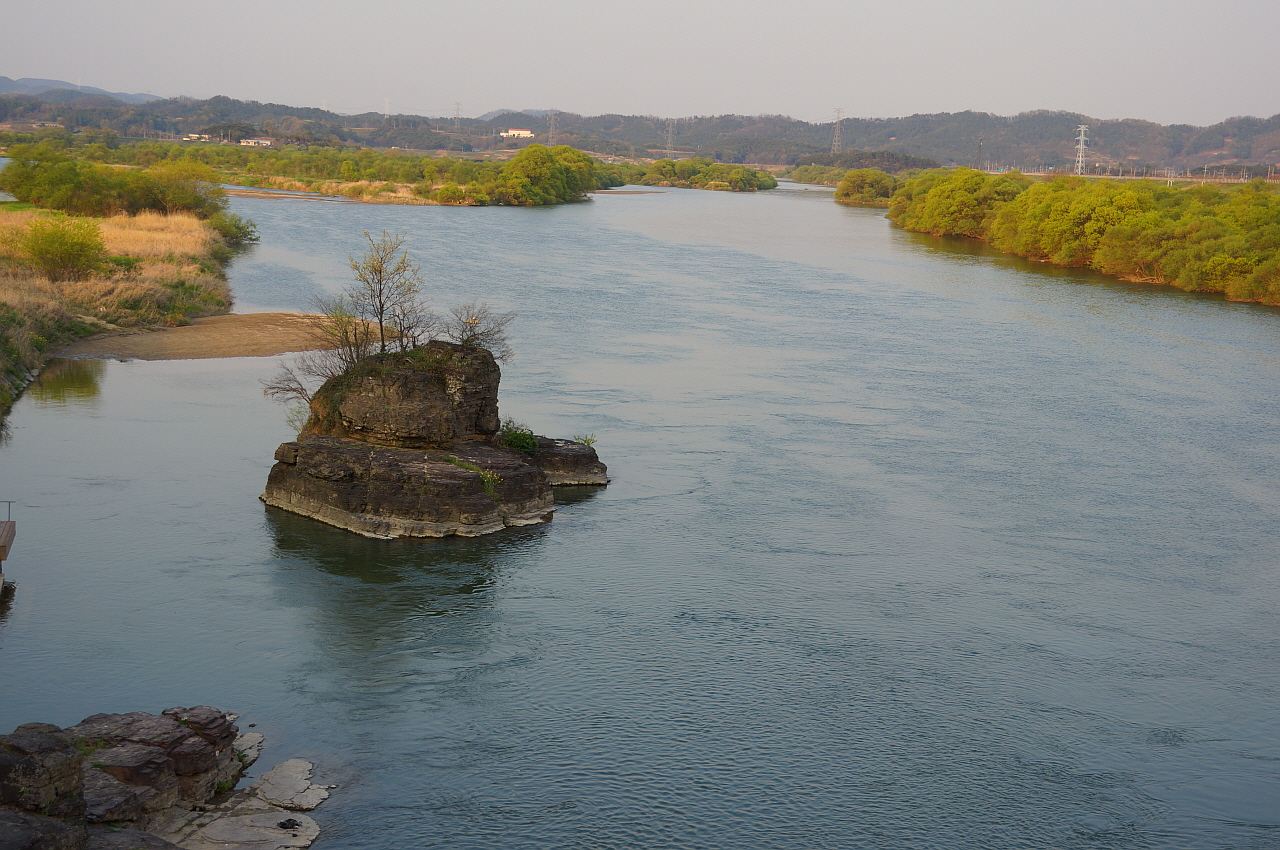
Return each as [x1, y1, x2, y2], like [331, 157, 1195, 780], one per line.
[2, 183, 1279, 848]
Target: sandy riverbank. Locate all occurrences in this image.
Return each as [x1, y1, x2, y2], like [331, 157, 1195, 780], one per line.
[58, 312, 329, 361]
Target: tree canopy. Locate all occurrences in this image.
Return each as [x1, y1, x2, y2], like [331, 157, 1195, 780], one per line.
[887, 168, 1280, 305]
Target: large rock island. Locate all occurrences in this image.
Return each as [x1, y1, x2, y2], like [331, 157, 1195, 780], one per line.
[260, 341, 607, 538]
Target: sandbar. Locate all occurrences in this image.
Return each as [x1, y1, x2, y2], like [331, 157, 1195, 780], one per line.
[59, 312, 329, 361]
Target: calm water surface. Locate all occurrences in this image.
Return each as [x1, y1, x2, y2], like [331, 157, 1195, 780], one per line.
[2, 184, 1280, 849]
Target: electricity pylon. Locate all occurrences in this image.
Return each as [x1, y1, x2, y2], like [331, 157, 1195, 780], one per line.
[1074, 125, 1089, 175]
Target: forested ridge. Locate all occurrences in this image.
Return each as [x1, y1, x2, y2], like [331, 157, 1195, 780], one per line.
[886, 168, 1280, 305]
[3, 88, 1279, 169]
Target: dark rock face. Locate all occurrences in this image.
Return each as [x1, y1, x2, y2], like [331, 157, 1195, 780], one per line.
[0, 708, 257, 848]
[0, 709, 336, 848]
[262, 437, 555, 538]
[0, 724, 85, 820]
[0, 808, 83, 850]
[263, 342, 607, 538]
[530, 437, 610, 485]
[306, 342, 501, 447]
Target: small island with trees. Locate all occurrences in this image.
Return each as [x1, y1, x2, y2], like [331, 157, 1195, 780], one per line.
[260, 232, 608, 538]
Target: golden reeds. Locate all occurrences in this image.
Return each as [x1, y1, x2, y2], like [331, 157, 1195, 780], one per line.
[99, 212, 215, 258]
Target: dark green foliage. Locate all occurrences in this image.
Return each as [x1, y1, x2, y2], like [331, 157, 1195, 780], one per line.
[499, 418, 537, 454]
[888, 170, 1280, 305]
[207, 211, 259, 246]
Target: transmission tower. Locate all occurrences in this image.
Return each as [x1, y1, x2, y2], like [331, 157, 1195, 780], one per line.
[831, 108, 843, 155]
[454, 102, 462, 134]
[1074, 125, 1089, 175]
[666, 118, 676, 158]
[548, 112, 556, 146]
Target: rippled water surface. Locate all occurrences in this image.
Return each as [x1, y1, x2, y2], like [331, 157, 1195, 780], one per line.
[3, 184, 1280, 848]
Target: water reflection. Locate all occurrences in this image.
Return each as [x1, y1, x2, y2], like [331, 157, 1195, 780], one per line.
[263, 507, 556, 722]
[0, 584, 14, 626]
[265, 505, 527, 590]
[28, 359, 104, 408]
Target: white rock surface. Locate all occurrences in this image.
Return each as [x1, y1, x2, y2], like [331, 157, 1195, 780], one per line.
[251, 759, 332, 811]
[234, 731, 265, 767]
[152, 760, 328, 850]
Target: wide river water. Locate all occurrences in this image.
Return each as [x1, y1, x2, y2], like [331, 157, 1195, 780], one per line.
[2, 183, 1279, 848]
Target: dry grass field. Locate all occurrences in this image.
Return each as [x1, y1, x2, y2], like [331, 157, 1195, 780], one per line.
[0, 207, 233, 417]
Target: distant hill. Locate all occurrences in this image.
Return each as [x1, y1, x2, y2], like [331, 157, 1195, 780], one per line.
[1, 82, 1277, 171]
[476, 108, 558, 121]
[0, 76, 160, 104]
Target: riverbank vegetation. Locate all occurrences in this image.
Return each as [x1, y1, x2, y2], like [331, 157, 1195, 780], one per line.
[887, 168, 1280, 304]
[13, 138, 626, 206]
[0, 142, 259, 418]
[627, 158, 777, 191]
[834, 169, 902, 206]
[784, 150, 940, 186]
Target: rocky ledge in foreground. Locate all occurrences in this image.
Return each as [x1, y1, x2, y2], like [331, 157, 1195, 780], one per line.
[0, 707, 331, 850]
[260, 341, 608, 538]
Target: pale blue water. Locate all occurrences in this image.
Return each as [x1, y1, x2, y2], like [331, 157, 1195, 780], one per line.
[3, 183, 1280, 848]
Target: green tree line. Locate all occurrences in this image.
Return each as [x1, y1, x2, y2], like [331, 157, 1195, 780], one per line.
[628, 158, 777, 191]
[2, 139, 628, 206]
[0, 144, 258, 243]
[887, 168, 1280, 305]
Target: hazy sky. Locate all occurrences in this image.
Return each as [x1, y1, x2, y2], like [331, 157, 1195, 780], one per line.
[6, 0, 1278, 127]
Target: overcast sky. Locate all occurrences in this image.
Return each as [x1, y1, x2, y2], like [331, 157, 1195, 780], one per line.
[5, 0, 1278, 127]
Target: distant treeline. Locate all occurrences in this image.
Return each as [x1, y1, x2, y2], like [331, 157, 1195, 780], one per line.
[784, 150, 939, 188]
[796, 150, 940, 172]
[628, 158, 777, 191]
[0, 139, 633, 206]
[887, 168, 1280, 305]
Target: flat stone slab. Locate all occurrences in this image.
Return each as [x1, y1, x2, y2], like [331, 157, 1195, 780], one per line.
[234, 732, 265, 767]
[186, 812, 319, 850]
[150, 760, 329, 850]
[251, 760, 331, 811]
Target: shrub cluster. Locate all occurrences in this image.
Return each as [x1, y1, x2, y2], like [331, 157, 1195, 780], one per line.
[632, 158, 777, 191]
[834, 169, 901, 206]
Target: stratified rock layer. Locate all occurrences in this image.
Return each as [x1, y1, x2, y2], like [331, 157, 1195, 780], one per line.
[262, 341, 607, 538]
[0, 709, 330, 850]
[261, 437, 556, 538]
[530, 437, 610, 485]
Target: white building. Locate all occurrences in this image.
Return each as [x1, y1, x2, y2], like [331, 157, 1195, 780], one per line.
[239, 138, 274, 147]
[500, 129, 534, 138]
